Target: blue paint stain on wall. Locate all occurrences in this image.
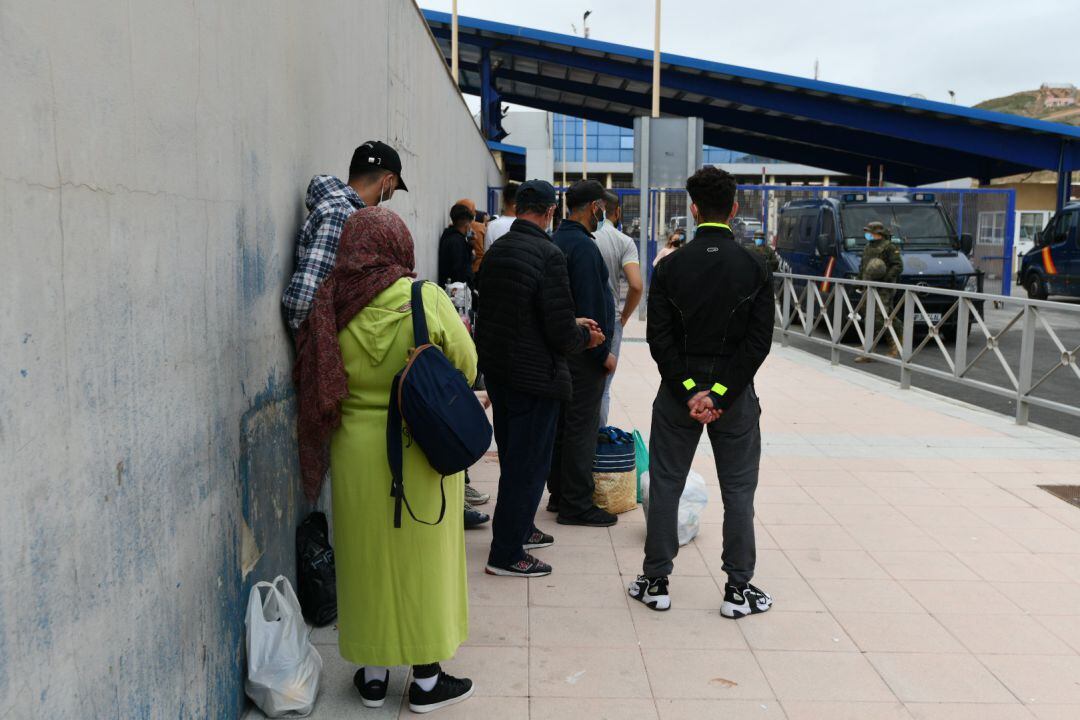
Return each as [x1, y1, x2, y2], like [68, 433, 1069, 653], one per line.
[19, 369, 28, 377]
[232, 370, 303, 716]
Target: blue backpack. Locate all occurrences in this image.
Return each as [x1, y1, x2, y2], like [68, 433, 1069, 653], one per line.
[386, 281, 493, 528]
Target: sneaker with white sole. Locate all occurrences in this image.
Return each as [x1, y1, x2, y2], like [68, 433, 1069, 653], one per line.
[464, 484, 490, 505]
[523, 529, 554, 550]
[485, 553, 552, 577]
[408, 671, 474, 714]
[628, 575, 671, 611]
[353, 668, 389, 708]
[721, 582, 772, 618]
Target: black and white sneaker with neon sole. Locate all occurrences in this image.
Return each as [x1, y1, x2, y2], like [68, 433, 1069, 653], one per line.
[523, 529, 554, 550]
[721, 582, 772, 618]
[485, 553, 552, 577]
[628, 575, 671, 611]
[408, 672, 474, 714]
[353, 668, 390, 708]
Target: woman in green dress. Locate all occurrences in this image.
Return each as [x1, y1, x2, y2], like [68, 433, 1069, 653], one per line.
[295, 206, 477, 713]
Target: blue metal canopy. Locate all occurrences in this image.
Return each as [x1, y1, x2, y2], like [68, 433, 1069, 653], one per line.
[424, 10, 1077, 205]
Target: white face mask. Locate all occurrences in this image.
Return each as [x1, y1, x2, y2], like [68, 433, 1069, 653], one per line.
[377, 177, 393, 205]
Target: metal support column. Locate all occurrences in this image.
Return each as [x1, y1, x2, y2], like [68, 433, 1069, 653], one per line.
[478, 50, 507, 142]
[1001, 189, 1016, 295]
[638, 121, 650, 320]
[1056, 141, 1074, 213]
[1016, 305, 1036, 425]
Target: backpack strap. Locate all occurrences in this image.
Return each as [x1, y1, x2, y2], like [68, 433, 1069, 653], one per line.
[410, 280, 431, 348]
[387, 368, 448, 530]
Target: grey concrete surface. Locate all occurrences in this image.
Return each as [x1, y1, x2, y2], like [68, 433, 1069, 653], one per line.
[0, 1, 500, 717]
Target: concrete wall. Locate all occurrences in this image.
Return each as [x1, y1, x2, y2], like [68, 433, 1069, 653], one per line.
[0, 0, 500, 717]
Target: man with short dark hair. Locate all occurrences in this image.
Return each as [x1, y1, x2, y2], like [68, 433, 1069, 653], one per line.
[629, 167, 774, 618]
[594, 190, 643, 426]
[485, 183, 518, 249]
[477, 180, 606, 577]
[438, 203, 476, 287]
[283, 141, 407, 330]
[547, 179, 619, 528]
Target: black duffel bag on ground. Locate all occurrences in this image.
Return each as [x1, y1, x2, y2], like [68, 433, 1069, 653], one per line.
[295, 511, 337, 627]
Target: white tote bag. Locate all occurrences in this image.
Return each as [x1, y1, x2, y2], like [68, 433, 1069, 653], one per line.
[245, 575, 323, 717]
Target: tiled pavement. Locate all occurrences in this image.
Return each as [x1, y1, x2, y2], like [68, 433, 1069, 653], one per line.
[257, 323, 1080, 719]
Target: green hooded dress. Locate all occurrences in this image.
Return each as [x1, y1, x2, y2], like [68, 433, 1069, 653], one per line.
[329, 278, 477, 666]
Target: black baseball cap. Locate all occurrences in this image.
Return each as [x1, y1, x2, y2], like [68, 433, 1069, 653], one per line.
[566, 179, 606, 208]
[350, 141, 408, 191]
[516, 179, 557, 206]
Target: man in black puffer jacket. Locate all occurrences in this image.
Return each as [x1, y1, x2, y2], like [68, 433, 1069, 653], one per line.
[476, 179, 606, 578]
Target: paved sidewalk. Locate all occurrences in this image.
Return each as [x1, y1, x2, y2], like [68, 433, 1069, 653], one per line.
[271, 325, 1080, 720]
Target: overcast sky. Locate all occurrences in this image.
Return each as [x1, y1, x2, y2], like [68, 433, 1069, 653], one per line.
[422, 0, 1077, 107]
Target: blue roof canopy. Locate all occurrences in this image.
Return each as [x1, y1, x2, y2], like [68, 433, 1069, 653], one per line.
[424, 10, 1079, 188]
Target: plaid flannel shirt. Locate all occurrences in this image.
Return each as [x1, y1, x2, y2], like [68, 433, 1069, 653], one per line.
[282, 175, 365, 329]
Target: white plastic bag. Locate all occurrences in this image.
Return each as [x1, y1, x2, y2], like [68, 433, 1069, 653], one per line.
[640, 470, 709, 546]
[245, 575, 323, 717]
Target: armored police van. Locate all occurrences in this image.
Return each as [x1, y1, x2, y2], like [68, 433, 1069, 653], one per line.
[775, 193, 982, 340]
[1018, 202, 1079, 300]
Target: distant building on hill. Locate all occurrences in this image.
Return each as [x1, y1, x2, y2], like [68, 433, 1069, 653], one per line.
[1040, 83, 1077, 108]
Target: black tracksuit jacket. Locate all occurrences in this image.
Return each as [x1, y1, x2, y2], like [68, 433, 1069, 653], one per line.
[646, 224, 774, 411]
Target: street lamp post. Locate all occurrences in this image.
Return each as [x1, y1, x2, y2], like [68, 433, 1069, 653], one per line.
[451, 0, 459, 84]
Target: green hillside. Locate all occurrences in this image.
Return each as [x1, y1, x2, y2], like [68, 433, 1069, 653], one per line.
[976, 87, 1080, 126]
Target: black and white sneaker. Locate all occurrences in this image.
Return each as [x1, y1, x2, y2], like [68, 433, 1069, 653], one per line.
[721, 582, 772, 619]
[408, 672, 474, 714]
[523, 529, 554, 550]
[353, 668, 389, 708]
[485, 553, 552, 577]
[628, 575, 671, 611]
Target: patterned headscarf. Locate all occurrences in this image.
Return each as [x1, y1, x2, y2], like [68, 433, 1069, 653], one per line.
[294, 206, 416, 501]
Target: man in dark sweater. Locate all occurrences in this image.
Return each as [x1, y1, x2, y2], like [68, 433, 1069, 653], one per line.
[548, 179, 619, 527]
[437, 203, 476, 287]
[628, 167, 774, 618]
[476, 180, 606, 577]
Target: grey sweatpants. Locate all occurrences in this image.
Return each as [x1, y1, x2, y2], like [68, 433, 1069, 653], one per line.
[643, 384, 762, 584]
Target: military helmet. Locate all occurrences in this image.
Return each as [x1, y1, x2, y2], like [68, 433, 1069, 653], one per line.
[863, 221, 892, 239]
[864, 257, 888, 281]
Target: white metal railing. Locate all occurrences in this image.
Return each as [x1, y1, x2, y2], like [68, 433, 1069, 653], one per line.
[774, 272, 1080, 425]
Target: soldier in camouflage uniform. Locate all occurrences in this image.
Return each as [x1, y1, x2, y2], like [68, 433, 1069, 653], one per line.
[855, 221, 903, 362]
[753, 236, 780, 273]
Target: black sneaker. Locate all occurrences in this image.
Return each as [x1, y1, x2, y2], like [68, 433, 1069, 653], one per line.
[628, 575, 671, 611]
[464, 503, 490, 529]
[408, 671, 474, 714]
[721, 582, 772, 619]
[485, 553, 552, 577]
[557, 505, 617, 527]
[353, 668, 390, 708]
[523, 529, 554, 550]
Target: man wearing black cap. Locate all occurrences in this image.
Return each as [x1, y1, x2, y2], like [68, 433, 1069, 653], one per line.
[548, 179, 619, 528]
[282, 141, 407, 330]
[476, 179, 606, 577]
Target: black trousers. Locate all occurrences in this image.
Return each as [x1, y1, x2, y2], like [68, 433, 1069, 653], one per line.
[643, 384, 762, 584]
[486, 377, 561, 568]
[547, 354, 607, 517]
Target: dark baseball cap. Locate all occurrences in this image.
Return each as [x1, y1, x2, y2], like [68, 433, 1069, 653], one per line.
[566, 179, 606, 208]
[350, 141, 408, 191]
[516, 179, 557, 207]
